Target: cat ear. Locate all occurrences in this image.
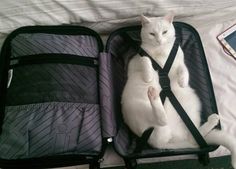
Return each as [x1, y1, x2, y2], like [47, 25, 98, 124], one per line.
[164, 12, 175, 23]
[141, 14, 151, 25]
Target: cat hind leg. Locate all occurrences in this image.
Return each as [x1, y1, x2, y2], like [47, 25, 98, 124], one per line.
[198, 114, 220, 137]
[205, 129, 236, 169]
[148, 126, 172, 148]
[148, 128, 196, 149]
[147, 86, 167, 126]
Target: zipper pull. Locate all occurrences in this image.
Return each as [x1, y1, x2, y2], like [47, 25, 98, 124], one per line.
[7, 69, 13, 88]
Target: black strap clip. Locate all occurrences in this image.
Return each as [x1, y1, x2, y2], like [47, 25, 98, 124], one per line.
[158, 71, 171, 91]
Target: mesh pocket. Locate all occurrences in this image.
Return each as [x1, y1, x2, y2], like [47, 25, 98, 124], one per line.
[0, 102, 102, 159]
[7, 63, 98, 106]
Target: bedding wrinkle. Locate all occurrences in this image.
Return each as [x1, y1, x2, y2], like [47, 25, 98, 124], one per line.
[1, 0, 236, 34]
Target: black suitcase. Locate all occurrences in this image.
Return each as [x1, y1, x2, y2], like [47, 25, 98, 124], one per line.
[107, 22, 219, 168]
[0, 22, 219, 169]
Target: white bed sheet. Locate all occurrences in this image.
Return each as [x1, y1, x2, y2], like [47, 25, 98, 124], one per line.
[197, 18, 236, 158]
[0, 0, 236, 41]
[0, 0, 236, 168]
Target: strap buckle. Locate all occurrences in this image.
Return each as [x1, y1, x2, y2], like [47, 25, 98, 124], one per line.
[158, 71, 170, 91]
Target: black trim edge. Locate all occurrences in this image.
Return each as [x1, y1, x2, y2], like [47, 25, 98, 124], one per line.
[10, 54, 99, 68]
[2, 25, 104, 52]
[0, 154, 99, 169]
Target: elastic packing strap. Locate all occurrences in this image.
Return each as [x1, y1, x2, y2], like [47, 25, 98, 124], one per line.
[121, 32, 208, 151]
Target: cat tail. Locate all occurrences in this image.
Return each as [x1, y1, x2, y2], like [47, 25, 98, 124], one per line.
[204, 129, 236, 168]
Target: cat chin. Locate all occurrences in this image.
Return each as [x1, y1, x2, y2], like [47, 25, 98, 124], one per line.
[143, 43, 168, 51]
[143, 39, 174, 48]
[142, 42, 162, 49]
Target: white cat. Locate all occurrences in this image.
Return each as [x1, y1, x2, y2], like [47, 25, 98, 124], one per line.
[121, 13, 236, 168]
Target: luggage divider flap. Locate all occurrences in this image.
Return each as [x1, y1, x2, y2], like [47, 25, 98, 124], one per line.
[99, 52, 117, 139]
[0, 25, 106, 167]
[105, 26, 142, 157]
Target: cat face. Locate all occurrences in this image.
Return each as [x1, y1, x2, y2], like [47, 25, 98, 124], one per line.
[140, 13, 175, 47]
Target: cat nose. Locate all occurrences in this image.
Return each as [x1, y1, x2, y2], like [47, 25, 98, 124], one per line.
[156, 38, 162, 44]
[156, 36, 162, 44]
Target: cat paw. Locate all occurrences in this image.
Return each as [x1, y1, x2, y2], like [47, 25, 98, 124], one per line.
[140, 57, 153, 83]
[178, 75, 188, 88]
[207, 114, 220, 126]
[177, 66, 189, 88]
[143, 74, 153, 83]
[140, 56, 152, 65]
[148, 86, 157, 101]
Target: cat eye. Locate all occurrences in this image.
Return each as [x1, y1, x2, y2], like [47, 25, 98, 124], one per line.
[149, 33, 155, 36]
[162, 30, 168, 35]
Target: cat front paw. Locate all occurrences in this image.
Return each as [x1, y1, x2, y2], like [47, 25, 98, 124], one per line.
[140, 57, 153, 83]
[178, 74, 188, 88]
[148, 86, 157, 101]
[207, 114, 220, 126]
[177, 66, 189, 88]
[143, 73, 153, 83]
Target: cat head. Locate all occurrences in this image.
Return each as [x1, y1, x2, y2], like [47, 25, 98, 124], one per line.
[140, 13, 175, 48]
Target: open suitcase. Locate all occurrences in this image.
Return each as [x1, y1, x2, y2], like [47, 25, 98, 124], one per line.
[0, 22, 219, 169]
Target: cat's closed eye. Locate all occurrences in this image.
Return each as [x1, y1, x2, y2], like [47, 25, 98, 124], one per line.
[149, 33, 155, 36]
[162, 30, 168, 35]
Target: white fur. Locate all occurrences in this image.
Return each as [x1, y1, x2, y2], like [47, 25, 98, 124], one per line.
[121, 13, 236, 168]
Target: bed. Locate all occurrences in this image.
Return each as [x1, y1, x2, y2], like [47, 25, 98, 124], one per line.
[0, 0, 236, 168]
